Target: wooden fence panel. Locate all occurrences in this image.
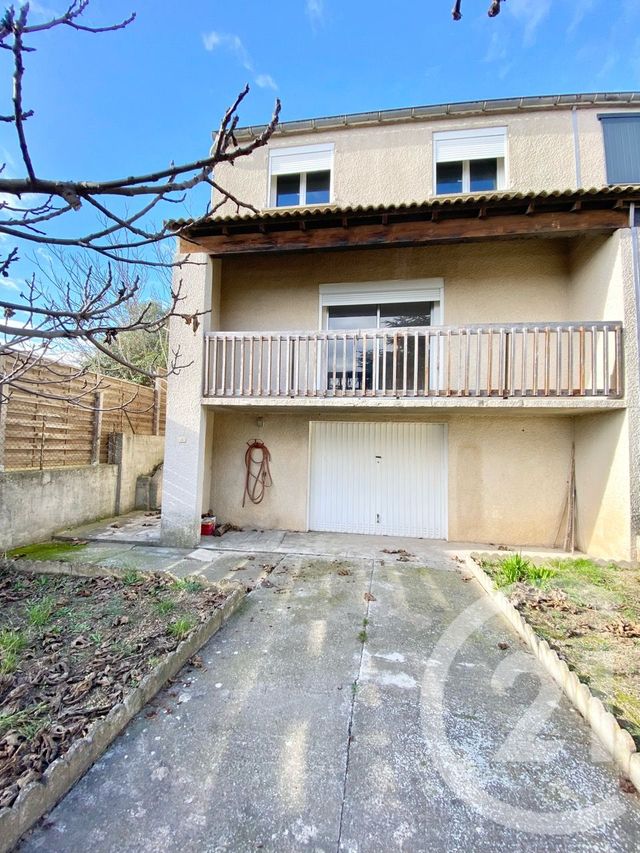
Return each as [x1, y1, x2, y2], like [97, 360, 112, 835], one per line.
[0, 356, 166, 471]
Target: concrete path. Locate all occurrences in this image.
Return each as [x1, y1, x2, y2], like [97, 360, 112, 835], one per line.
[21, 547, 640, 852]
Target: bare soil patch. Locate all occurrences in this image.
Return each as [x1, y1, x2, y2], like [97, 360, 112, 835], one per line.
[478, 554, 640, 746]
[0, 563, 228, 809]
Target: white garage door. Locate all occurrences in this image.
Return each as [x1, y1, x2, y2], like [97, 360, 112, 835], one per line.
[308, 422, 447, 539]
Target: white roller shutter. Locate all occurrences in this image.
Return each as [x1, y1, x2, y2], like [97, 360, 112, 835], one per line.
[269, 143, 334, 176]
[434, 127, 506, 163]
[308, 422, 448, 539]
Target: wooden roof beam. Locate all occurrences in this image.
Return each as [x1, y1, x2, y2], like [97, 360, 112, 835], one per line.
[180, 207, 628, 256]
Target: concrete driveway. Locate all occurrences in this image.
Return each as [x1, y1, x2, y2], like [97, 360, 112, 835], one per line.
[21, 542, 640, 852]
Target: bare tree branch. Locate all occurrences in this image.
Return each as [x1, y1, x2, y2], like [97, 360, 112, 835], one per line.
[0, 1, 280, 406]
[452, 0, 505, 20]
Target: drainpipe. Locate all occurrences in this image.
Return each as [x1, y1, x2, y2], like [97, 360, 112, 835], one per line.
[629, 201, 640, 560]
[572, 106, 582, 189]
[631, 203, 640, 363]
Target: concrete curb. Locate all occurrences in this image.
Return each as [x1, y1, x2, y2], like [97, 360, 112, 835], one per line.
[0, 569, 245, 853]
[4, 556, 167, 580]
[462, 552, 640, 794]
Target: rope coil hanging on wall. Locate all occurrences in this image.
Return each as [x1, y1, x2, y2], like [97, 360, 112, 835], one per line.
[243, 439, 273, 506]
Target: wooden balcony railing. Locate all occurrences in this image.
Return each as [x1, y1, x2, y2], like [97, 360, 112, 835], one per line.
[204, 322, 624, 400]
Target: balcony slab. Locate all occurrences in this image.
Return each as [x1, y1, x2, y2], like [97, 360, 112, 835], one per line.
[202, 395, 625, 414]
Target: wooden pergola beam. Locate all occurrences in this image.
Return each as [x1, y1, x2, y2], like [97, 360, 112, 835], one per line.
[180, 207, 628, 257]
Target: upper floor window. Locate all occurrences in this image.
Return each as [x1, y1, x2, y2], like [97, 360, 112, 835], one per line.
[268, 143, 334, 207]
[433, 127, 507, 195]
[599, 114, 640, 184]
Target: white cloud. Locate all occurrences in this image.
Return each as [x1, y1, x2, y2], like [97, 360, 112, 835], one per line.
[484, 30, 507, 64]
[202, 30, 254, 72]
[306, 0, 325, 28]
[202, 30, 280, 93]
[0, 147, 15, 172]
[483, 28, 512, 79]
[2, 313, 33, 331]
[0, 277, 19, 291]
[255, 74, 278, 91]
[568, 0, 595, 35]
[202, 30, 221, 51]
[597, 53, 617, 79]
[27, 1, 58, 20]
[506, 0, 551, 46]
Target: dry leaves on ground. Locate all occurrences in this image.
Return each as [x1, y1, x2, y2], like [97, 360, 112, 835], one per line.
[0, 565, 227, 809]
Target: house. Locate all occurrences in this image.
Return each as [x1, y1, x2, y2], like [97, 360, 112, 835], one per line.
[160, 92, 640, 561]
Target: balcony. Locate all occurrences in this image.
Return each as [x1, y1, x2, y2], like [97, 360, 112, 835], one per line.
[203, 322, 624, 407]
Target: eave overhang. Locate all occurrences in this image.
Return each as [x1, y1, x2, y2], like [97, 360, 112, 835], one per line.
[173, 186, 640, 257]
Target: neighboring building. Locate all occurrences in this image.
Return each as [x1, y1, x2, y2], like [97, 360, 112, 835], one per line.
[161, 92, 640, 560]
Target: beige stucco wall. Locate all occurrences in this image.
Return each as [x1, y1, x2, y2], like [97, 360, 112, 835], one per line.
[574, 410, 632, 560]
[569, 230, 638, 559]
[219, 239, 572, 331]
[159, 234, 635, 556]
[214, 105, 621, 213]
[569, 232, 625, 321]
[161, 255, 216, 546]
[210, 409, 634, 558]
[209, 410, 580, 549]
[210, 412, 310, 531]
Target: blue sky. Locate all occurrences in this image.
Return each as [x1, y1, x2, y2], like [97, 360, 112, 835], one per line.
[1, 0, 639, 293]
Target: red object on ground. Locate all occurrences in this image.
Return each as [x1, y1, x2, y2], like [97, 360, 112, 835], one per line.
[201, 521, 215, 536]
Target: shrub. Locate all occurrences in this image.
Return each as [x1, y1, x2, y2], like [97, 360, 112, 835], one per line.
[495, 553, 531, 587]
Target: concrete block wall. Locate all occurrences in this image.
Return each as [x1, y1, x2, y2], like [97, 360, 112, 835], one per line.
[108, 433, 165, 514]
[0, 432, 165, 551]
[0, 465, 118, 551]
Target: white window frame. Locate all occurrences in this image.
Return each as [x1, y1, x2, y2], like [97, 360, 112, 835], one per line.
[267, 143, 335, 208]
[318, 279, 445, 392]
[433, 126, 508, 196]
[318, 279, 444, 329]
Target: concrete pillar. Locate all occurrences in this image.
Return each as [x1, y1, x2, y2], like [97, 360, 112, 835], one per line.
[161, 253, 217, 547]
[620, 229, 640, 559]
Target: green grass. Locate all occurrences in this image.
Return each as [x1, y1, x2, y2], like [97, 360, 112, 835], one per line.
[544, 558, 629, 611]
[167, 617, 196, 641]
[527, 564, 556, 587]
[110, 639, 137, 657]
[0, 703, 49, 738]
[122, 569, 142, 586]
[0, 629, 27, 674]
[357, 629, 367, 643]
[491, 553, 556, 588]
[547, 557, 609, 585]
[575, 634, 614, 652]
[155, 599, 176, 615]
[103, 600, 125, 618]
[172, 577, 204, 594]
[0, 628, 26, 655]
[483, 550, 640, 747]
[26, 597, 55, 627]
[7, 541, 85, 561]
[0, 651, 18, 675]
[614, 691, 640, 736]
